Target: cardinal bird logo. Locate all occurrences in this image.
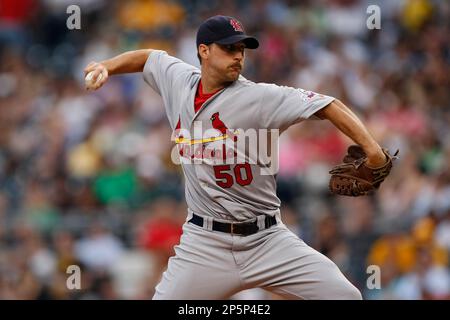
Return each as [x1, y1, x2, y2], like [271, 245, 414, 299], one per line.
[210, 112, 238, 143]
[210, 112, 229, 135]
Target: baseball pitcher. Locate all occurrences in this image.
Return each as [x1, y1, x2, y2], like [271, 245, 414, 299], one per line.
[84, 15, 396, 299]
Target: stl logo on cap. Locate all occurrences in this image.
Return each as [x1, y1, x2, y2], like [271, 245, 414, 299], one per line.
[230, 18, 244, 32]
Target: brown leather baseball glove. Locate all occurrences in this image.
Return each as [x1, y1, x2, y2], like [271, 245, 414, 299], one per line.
[329, 145, 399, 196]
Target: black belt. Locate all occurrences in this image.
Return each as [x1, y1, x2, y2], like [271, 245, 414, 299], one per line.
[188, 213, 277, 236]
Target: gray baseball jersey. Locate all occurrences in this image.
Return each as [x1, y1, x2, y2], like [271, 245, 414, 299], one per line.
[143, 50, 335, 222]
[143, 50, 361, 300]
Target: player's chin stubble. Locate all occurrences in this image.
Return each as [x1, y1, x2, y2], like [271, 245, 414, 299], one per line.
[229, 72, 240, 81]
[226, 67, 241, 81]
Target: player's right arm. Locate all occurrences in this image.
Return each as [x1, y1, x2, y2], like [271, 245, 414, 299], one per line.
[84, 49, 152, 90]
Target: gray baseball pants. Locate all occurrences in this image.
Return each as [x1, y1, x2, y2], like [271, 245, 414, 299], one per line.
[153, 211, 362, 300]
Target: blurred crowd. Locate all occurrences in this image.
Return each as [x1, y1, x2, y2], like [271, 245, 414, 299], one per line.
[0, 0, 449, 299]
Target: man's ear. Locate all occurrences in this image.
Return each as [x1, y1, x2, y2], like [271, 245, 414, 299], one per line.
[198, 44, 210, 61]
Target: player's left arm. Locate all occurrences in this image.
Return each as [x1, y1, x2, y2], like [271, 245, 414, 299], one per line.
[314, 99, 387, 167]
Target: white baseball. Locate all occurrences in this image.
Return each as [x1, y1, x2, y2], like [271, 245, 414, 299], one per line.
[85, 71, 103, 87]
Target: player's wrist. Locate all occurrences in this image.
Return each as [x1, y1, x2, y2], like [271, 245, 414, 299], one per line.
[98, 60, 113, 75]
[365, 147, 387, 168]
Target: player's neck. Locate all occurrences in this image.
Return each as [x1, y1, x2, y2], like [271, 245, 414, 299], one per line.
[200, 69, 230, 94]
[200, 77, 226, 94]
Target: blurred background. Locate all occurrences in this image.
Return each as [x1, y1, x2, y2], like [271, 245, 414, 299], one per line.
[0, 0, 449, 300]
